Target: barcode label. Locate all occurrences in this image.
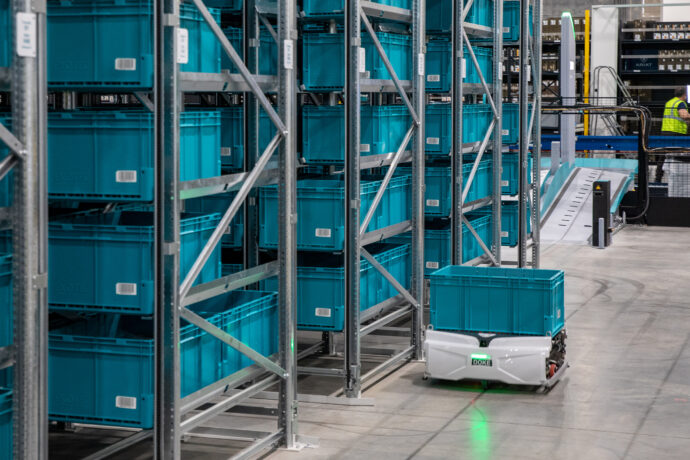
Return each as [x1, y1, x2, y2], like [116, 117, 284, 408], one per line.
[283, 39, 294, 70]
[417, 53, 425, 76]
[501, 231, 509, 237]
[115, 396, 137, 410]
[116, 170, 137, 183]
[659, 65, 665, 71]
[502, 129, 509, 136]
[221, 147, 232, 157]
[503, 27, 510, 33]
[426, 261, 439, 269]
[501, 180, 509, 187]
[427, 74, 441, 82]
[359, 48, 366, 73]
[177, 28, 189, 64]
[426, 137, 440, 145]
[315, 308, 331, 318]
[360, 144, 370, 153]
[315, 228, 331, 238]
[426, 199, 440, 207]
[115, 58, 137, 71]
[16, 13, 37, 57]
[116, 283, 137, 296]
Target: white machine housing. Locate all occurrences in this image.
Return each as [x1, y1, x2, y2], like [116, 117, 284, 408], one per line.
[424, 329, 556, 386]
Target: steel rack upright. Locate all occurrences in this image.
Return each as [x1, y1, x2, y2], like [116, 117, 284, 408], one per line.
[517, 0, 542, 268]
[0, 2, 49, 458]
[154, 0, 300, 457]
[340, 0, 426, 398]
[450, 0, 504, 267]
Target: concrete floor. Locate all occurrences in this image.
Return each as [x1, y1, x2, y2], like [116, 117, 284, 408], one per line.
[50, 225, 690, 459]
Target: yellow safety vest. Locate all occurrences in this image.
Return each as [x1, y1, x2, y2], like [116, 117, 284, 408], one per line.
[661, 97, 688, 135]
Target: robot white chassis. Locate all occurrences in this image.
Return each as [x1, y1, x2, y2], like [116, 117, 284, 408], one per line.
[423, 329, 568, 391]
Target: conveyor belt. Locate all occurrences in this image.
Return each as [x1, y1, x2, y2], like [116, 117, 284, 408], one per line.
[541, 167, 632, 244]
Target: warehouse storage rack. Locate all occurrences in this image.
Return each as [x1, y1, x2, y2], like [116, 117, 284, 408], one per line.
[0, 0, 50, 457]
[450, 0, 504, 268]
[152, 0, 301, 457]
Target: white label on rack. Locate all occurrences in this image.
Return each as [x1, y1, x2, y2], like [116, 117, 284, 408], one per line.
[315, 308, 332, 318]
[221, 147, 232, 157]
[426, 199, 440, 207]
[359, 47, 367, 73]
[426, 261, 439, 270]
[461, 58, 467, 79]
[504, 27, 510, 33]
[360, 143, 370, 153]
[634, 34, 641, 42]
[115, 396, 137, 410]
[550, 19, 556, 25]
[315, 228, 331, 238]
[116, 283, 137, 296]
[177, 28, 189, 64]
[501, 231, 509, 237]
[501, 180, 509, 187]
[502, 129, 509, 136]
[426, 137, 440, 145]
[16, 12, 36, 57]
[678, 64, 683, 71]
[569, 60, 575, 71]
[283, 39, 294, 70]
[115, 58, 137, 71]
[116, 170, 137, 183]
[418, 53, 425, 76]
[427, 74, 441, 82]
[654, 33, 661, 40]
[527, 65, 531, 82]
[659, 64, 665, 71]
[685, 64, 690, 71]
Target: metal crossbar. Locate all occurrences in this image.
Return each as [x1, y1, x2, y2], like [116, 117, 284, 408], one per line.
[181, 261, 280, 307]
[179, 306, 287, 378]
[0, 122, 24, 156]
[462, 214, 498, 265]
[359, 124, 416, 234]
[190, 0, 286, 134]
[179, 132, 281, 300]
[462, 119, 495, 202]
[360, 248, 419, 307]
[359, 10, 419, 125]
[462, 31, 498, 117]
[0, 154, 18, 183]
[461, 0, 474, 21]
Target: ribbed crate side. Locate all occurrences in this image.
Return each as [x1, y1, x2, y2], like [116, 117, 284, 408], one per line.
[0, 388, 12, 460]
[425, 39, 451, 93]
[49, 291, 278, 427]
[430, 266, 564, 336]
[47, 1, 219, 88]
[0, 114, 11, 208]
[0, 254, 11, 349]
[0, 0, 10, 68]
[48, 212, 220, 314]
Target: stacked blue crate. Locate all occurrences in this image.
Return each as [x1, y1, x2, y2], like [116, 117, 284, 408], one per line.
[302, 30, 412, 91]
[303, 0, 411, 17]
[259, 174, 411, 251]
[49, 211, 222, 314]
[220, 106, 275, 172]
[302, 105, 411, 164]
[389, 215, 492, 277]
[263, 243, 410, 331]
[427, 0, 494, 33]
[49, 290, 278, 428]
[47, 1, 220, 89]
[48, 110, 221, 201]
[221, 26, 277, 75]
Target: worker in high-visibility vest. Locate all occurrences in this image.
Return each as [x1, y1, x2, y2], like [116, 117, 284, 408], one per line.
[662, 87, 690, 135]
[657, 87, 690, 181]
